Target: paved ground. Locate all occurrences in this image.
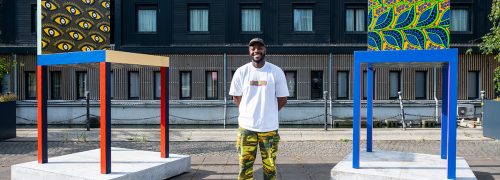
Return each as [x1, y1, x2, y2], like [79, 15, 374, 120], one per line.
[1, 127, 499, 180]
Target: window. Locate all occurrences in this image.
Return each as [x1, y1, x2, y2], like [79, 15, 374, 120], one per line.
[415, 71, 427, 99]
[154, 71, 161, 99]
[136, 5, 157, 33]
[311, 71, 323, 99]
[180, 71, 192, 99]
[50, 71, 61, 100]
[389, 71, 401, 99]
[1, 74, 10, 94]
[285, 71, 297, 99]
[467, 71, 479, 99]
[110, 71, 114, 99]
[241, 8, 261, 32]
[346, 8, 365, 32]
[451, 8, 470, 32]
[76, 72, 87, 99]
[293, 8, 313, 32]
[337, 71, 349, 99]
[206, 71, 218, 99]
[128, 71, 139, 99]
[25, 72, 36, 99]
[362, 71, 375, 99]
[31, 4, 37, 33]
[190, 7, 209, 32]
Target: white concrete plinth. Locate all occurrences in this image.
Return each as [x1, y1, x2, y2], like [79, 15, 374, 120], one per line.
[11, 147, 190, 180]
[331, 150, 476, 180]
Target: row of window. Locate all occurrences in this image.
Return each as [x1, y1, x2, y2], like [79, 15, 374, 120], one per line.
[22, 70, 481, 100]
[135, 5, 471, 33]
[28, 4, 472, 36]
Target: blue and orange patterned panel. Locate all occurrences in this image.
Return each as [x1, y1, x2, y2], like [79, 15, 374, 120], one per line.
[41, 0, 110, 54]
[368, 0, 450, 51]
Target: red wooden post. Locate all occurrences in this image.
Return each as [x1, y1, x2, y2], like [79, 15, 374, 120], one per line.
[160, 67, 169, 158]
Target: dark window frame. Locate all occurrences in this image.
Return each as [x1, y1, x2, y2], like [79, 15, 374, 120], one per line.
[310, 70, 323, 100]
[110, 71, 114, 99]
[188, 4, 210, 34]
[31, 4, 37, 34]
[415, 71, 427, 100]
[153, 71, 161, 100]
[50, 71, 62, 100]
[344, 4, 367, 34]
[206, 71, 218, 100]
[450, 4, 473, 34]
[337, 71, 350, 100]
[128, 71, 140, 100]
[389, 71, 401, 100]
[76, 71, 88, 99]
[292, 3, 315, 33]
[467, 71, 480, 100]
[179, 71, 192, 100]
[284, 71, 297, 100]
[240, 4, 262, 34]
[135, 4, 158, 34]
[25, 71, 36, 100]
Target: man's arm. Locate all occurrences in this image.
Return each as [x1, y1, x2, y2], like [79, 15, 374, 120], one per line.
[233, 96, 242, 107]
[277, 97, 287, 111]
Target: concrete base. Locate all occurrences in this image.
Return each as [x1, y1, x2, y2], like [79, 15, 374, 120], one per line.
[331, 150, 476, 180]
[11, 147, 190, 180]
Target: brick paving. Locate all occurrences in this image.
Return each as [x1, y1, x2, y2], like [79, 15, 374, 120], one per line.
[1, 140, 499, 179]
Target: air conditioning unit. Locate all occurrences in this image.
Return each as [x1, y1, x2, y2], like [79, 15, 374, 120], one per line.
[457, 104, 475, 119]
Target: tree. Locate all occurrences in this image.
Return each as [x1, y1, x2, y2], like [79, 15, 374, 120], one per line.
[0, 56, 9, 90]
[479, 0, 500, 98]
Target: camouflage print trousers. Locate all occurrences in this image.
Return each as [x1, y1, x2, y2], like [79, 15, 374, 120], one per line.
[236, 127, 280, 180]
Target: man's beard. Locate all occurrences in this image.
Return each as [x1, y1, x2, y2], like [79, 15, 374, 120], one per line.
[252, 54, 265, 63]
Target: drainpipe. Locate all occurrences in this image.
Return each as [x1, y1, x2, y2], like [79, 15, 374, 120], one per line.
[13, 54, 17, 96]
[434, 66, 438, 123]
[328, 53, 333, 128]
[223, 53, 227, 129]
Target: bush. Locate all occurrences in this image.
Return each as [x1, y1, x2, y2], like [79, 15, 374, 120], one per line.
[0, 93, 17, 102]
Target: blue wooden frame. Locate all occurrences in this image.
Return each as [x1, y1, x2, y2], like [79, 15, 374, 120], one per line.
[352, 49, 458, 180]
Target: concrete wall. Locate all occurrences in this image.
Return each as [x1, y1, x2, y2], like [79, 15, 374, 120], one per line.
[16, 100, 482, 125]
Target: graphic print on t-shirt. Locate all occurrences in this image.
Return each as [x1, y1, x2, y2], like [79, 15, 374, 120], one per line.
[249, 80, 267, 86]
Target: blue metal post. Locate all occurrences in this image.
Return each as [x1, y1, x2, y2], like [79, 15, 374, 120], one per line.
[352, 59, 361, 169]
[367, 64, 373, 152]
[441, 65, 448, 159]
[447, 60, 458, 180]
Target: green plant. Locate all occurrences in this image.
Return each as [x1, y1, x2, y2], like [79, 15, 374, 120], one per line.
[76, 132, 88, 142]
[0, 93, 17, 102]
[481, 0, 500, 98]
[468, 0, 500, 98]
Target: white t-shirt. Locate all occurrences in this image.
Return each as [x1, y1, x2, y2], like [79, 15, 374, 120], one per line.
[229, 61, 289, 132]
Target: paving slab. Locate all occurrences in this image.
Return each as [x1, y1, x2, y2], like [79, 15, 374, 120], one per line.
[331, 150, 477, 180]
[11, 147, 190, 180]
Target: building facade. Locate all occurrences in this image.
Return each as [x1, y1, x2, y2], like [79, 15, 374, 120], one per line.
[0, 0, 498, 124]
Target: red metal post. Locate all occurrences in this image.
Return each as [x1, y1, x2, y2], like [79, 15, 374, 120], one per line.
[160, 67, 169, 158]
[37, 65, 48, 163]
[100, 62, 111, 174]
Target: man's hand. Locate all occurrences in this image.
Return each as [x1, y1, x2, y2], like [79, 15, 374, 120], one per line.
[278, 97, 287, 111]
[233, 96, 242, 107]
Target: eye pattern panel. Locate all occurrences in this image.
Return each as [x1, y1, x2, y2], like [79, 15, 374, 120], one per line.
[42, 0, 110, 54]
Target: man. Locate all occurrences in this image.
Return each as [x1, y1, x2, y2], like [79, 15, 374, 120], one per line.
[229, 38, 289, 180]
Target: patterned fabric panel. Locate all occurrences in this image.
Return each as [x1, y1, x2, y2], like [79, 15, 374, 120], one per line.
[41, 0, 110, 54]
[368, 0, 450, 51]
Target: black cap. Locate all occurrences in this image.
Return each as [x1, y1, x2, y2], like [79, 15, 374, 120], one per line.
[248, 38, 265, 46]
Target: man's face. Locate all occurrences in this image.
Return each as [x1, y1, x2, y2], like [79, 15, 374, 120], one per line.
[249, 43, 266, 62]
